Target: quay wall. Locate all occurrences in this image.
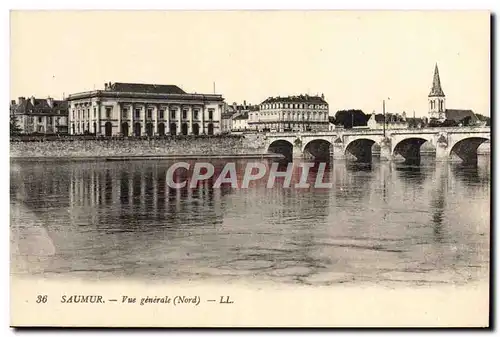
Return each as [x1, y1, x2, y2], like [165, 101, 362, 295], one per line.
[10, 134, 269, 159]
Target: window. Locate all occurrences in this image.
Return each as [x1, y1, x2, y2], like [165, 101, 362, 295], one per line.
[135, 108, 141, 119]
[208, 110, 213, 120]
[78, 110, 81, 119]
[38, 117, 42, 123]
[48, 117, 52, 125]
[194, 110, 199, 120]
[93, 108, 96, 118]
[171, 110, 176, 119]
[87, 109, 90, 119]
[182, 110, 187, 119]
[106, 107, 112, 119]
[122, 108, 128, 118]
[73, 110, 75, 119]
[147, 108, 152, 119]
[159, 109, 164, 119]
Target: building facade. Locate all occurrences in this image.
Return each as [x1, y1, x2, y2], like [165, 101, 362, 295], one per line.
[231, 113, 249, 131]
[10, 96, 69, 134]
[222, 101, 259, 133]
[249, 94, 329, 132]
[67, 82, 225, 137]
[367, 112, 409, 130]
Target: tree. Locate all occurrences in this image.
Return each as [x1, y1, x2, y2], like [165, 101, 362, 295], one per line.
[427, 118, 441, 127]
[475, 113, 490, 126]
[441, 119, 459, 127]
[10, 114, 22, 136]
[459, 116, 472, 126]
[333, 110, 368, 129]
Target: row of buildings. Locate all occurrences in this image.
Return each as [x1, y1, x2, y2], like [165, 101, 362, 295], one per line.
[10, 64, 483, 136]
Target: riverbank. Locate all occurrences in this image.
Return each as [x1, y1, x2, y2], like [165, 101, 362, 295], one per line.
[10, 134, 270, 160]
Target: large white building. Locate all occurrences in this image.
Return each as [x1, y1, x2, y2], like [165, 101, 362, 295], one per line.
[67, 82, 225, 137]
[249, 94, 329, 132]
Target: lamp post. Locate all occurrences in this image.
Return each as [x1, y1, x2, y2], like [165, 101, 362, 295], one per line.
[383, 97, 390, 137]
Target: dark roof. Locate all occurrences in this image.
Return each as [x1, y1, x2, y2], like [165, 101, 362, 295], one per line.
[445, 109, 477, 122]
[261, 95, 327, 105]
[11, 97, 68, 115]
[221, 112, 234, 119]
[107, 82, 186, 95]
[233, 111, 249, 120]
[429, 64, 445, 97]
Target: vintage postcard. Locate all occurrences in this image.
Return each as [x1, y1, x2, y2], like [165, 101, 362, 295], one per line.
[9, 10, 490, 327]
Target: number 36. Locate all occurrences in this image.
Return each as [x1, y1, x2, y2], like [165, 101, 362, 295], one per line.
[36, 295, 47, 303]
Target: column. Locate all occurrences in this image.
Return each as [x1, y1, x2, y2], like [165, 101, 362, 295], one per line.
[44, 115, 48, 134]
[165, 104, 170, 135]
[117, 102, 121, 136]
[154, 104, 159, 136]
[188, 105, 193, 135]
[96, 101, 102, 135]
[143, 104, 147, 136]
[177, 105, 182, 135]
[129, 103, 134, 136]
[201, 105, 205, 134]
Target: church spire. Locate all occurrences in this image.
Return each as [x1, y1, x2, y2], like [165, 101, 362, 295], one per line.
[429, 63, 445, 97]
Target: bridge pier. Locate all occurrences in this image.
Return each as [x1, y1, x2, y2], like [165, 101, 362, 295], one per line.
[293, 145, 304, 159]
[379, 139, 392, 161]
[435, 144, 451, 161]
[332, 143, 345, 160]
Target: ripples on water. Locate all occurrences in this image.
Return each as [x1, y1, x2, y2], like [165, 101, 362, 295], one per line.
[10, 156, 490, 287]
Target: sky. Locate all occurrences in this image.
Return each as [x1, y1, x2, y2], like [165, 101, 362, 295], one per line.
[10, 10, 490, 117]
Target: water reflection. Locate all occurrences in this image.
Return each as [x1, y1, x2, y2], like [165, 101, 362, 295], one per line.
[10, 157, 490, 285]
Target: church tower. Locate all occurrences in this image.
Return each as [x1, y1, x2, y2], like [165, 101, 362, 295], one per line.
[428, 63, 446, 121]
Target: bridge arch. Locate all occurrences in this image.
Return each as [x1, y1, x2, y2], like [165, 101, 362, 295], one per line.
[302, 138, 333, 160]
[267, 139, 294, 160]
[344, 138, 377, 163]
[392, 137, 434, 164]
[448, 136, 490, 163]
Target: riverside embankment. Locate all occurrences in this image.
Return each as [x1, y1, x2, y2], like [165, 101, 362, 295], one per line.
[10, 134, 273, 161]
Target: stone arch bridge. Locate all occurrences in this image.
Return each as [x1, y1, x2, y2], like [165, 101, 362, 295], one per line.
[262, 127, 490, 163]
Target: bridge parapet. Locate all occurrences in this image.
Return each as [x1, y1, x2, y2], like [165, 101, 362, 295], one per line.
[262, 126, 490, 138]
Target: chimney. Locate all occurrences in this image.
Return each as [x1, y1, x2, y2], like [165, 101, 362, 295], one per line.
[30, 96, 35, 106]
[11, 100, 15, 106]
[104, 83, 108, 90]
[47, 97, 54, 108]
[18, 97, 25, 104]
[243, 100, 247, 109]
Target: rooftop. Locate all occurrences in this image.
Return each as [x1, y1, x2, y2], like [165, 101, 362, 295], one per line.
[261, 94, 327, 105]
[105, 82, 187, 95]
[11, 97, 68, 115]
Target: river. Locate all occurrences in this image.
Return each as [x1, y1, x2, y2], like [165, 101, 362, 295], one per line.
[10, 156, 490, 287]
